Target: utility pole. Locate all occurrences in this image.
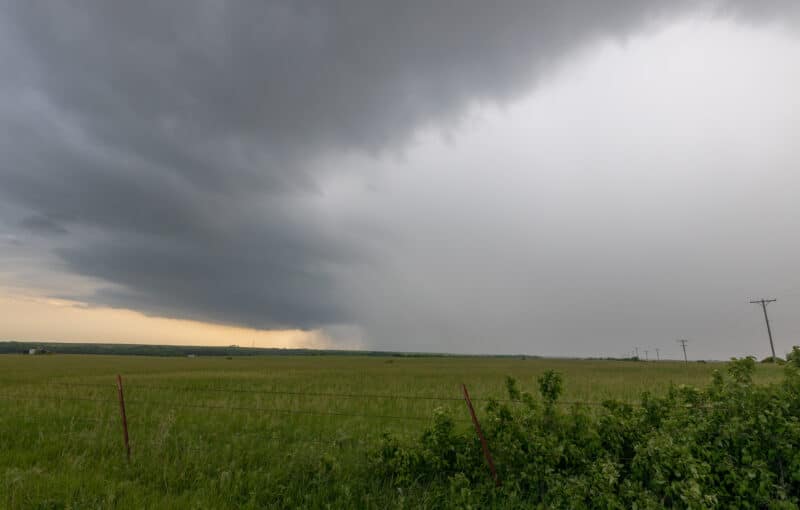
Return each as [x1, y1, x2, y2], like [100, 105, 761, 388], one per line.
[750, 299, 777, 360]
[644, 350, 649, 361]
[635, 347, 639, 360]
[655, 348, 660, 361]
[677, 339, 688, 363]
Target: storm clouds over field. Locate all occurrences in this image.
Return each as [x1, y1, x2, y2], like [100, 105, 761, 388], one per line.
[1, 2, 799, 356]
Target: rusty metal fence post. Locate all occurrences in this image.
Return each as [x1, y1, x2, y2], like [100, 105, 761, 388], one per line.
[462, 383, 500, 486]
[116, 374, 131, 461]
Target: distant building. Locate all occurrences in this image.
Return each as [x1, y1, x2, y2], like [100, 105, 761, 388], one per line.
[187, 354, 196, 358]
[28, 348, 48, 355]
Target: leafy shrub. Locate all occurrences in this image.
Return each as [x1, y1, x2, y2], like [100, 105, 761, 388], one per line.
[376, 358, 800, 508]
[537, 370, 563, 406]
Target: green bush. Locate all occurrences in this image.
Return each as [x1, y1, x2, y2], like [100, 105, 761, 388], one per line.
[376, 355, 800, 508]
[786, 347, 800, 365]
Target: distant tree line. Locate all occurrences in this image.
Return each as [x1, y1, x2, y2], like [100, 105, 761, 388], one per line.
[0, 341, 537, 359]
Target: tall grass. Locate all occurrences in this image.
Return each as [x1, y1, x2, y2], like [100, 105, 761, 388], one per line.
[0, 354, 782, 508]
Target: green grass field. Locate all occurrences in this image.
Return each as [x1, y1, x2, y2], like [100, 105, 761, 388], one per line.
[0, 354, 783, 508]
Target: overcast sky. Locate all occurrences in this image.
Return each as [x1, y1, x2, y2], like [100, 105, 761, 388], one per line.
[1, 1, 798, 359]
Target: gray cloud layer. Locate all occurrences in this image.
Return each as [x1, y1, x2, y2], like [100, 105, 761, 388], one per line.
[1, 2, 798, 353]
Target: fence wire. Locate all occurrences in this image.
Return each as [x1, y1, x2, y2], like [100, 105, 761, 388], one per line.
[36, 381, 642, 406]
[1, 379, 717, 460]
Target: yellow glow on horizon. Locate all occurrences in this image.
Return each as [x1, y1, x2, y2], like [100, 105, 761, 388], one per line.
[0, 290, 330, 348]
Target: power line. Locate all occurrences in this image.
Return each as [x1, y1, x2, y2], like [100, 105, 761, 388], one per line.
[677, 339, 689, 363]
[750, 298, 777, 359]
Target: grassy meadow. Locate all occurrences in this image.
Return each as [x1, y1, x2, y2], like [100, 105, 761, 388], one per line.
[0, 354, 784, 508]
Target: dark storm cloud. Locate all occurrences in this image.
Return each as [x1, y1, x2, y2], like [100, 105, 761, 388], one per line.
[56, 222, 349, 328]
[0, 1, 797, 333]
[19, 215, 68, 235]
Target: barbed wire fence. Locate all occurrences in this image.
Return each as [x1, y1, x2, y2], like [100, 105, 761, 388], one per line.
[0, 376, 657, 485]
